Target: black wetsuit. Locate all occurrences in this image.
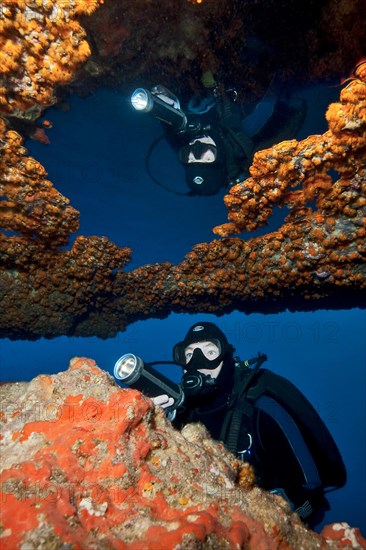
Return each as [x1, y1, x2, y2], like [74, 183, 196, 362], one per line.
[174, 356, 346, 528]
[164, 92, 253, 195]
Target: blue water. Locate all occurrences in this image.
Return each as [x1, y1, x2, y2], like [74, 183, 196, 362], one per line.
[1, 86, 365, 534]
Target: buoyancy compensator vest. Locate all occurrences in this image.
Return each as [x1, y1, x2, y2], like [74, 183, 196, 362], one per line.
[219, 355, 347, 526]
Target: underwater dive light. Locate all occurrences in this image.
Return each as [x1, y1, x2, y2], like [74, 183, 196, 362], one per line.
[131, 88, 153, 111]
[114, 353, 184, 409]
[130, 87, 188, 131]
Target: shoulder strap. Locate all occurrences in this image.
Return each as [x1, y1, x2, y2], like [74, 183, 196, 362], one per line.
[220, 353, 267, 454]
[256, 395, 322, 489]
[222, 125, 254, 159]
[248, 370, 347, 490]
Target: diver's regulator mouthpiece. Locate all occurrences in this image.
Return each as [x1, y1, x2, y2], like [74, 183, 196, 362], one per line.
[113, 353, 184, 409]
[131, 87, 188, 132]
[181, 371, 217, 397]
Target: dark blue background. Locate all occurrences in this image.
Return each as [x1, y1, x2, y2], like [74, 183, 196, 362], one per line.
[1, 84, 365, 534]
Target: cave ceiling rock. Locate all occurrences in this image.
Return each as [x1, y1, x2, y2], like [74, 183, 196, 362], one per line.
[0, 1, 365, 340]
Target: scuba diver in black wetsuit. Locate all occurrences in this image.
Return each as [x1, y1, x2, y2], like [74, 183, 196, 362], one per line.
[130, 72, 307, 196]
[171, 80, 254, 195]
[151, 321, 347, 529]
[130, 74, 254, 196]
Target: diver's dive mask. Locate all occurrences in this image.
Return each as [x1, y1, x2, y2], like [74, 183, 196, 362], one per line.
[178, 345, 223, 398]
[179, 137, 218, 164]
[183, 345, 223, 371]
[173, 323, 229, 367]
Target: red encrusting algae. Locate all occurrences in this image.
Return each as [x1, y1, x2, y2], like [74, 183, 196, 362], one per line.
[1, 358, 365, 548]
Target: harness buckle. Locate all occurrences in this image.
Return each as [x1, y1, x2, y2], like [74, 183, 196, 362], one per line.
[237, 433, 252, 461]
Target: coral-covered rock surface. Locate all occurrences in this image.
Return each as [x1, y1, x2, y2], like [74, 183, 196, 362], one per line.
[41, 0, 366, 105]
[0, 1, 365, 339]
[1, 358, 365, 549]
[1, 63, 365, 339]
[214, 62, 366, 236]
[0, 0, 104, 116]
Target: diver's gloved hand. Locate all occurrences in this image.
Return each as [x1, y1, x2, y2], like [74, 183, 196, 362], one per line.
[152, 394, 177, 421]
[152, 394, 174, 409]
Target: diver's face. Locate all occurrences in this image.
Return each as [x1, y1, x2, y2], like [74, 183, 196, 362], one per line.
[184, 341, 223, 378]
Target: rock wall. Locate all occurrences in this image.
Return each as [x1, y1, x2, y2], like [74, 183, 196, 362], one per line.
[1, 358, 365, 549]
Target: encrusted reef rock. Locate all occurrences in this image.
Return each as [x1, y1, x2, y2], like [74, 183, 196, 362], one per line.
[1, 63, 366, 339]
[0, 2, 366, 339]
[1, 358, 365, 549]
[214, 62, 366, 237]
[0, 0, 104, 117]
[0, 118, 79, 244]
